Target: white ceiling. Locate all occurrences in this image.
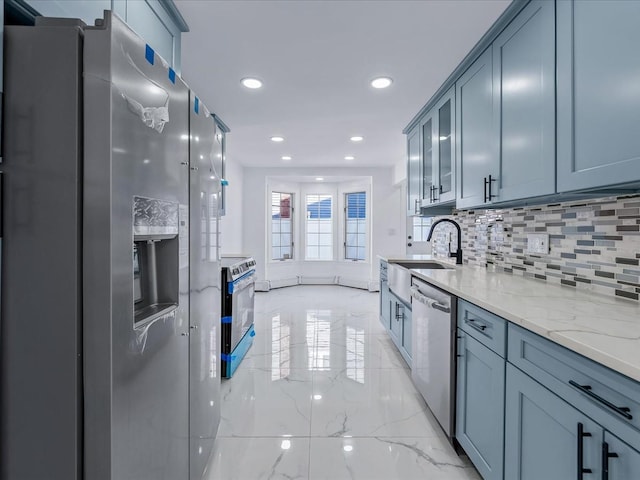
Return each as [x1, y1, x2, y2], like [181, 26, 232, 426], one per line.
[175, 0, 510, 168]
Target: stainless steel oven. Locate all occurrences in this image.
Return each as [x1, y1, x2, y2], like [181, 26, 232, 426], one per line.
[221, 256, 256, 377]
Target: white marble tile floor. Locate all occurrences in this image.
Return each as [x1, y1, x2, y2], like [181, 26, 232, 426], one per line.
[204, 285, 480, 480]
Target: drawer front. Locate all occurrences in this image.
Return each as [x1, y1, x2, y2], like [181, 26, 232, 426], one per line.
[508, 324, 640, 441]
[458, 300, 506, 357]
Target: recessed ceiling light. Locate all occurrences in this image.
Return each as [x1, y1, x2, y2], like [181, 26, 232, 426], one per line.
[344, 156, 355, 160]
[343, 445, 354, 452]
[371, 76, 393, 89]
[271, 136, 284, 142]
[241, 77, 263, 89]
[316, 177, 324, 181]
[350, 136, 364, 142]
[282, 156, 292, 161]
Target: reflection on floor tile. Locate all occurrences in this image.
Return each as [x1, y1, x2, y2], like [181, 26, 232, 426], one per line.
[206, 285, 479, 479]
[309, 437, 481, 480]
[310, 369, 444, 438]
[204, 437, 310, 480]
[218, 367, 312, 437]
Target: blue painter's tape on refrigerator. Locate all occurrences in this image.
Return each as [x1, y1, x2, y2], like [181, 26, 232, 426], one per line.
[145, 44, 154, 65]
[221, 316, 232, 324]
[224, 324, 255, 377]
[221, 179, 229, 186]
[168, 68, 176, 84]
[194, 97, 199, 114]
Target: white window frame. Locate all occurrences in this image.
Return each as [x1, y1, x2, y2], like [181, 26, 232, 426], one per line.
[343, 191, 367, 262]
[270, 191, 295, 261]
[304, 193, 334, 261]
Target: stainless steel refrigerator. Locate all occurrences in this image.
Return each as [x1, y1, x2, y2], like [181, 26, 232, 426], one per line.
[1, 12, 222, 480]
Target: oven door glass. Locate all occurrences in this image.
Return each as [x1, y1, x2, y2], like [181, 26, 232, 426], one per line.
[230, 272, 255, 350]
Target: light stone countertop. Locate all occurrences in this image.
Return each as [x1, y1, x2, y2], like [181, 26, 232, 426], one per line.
[379, 255, 640, 383]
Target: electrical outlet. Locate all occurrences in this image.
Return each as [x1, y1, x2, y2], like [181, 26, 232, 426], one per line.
[527, 233, 549, 254]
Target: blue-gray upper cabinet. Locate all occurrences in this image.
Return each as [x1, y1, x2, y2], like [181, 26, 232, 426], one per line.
[422, 87, 456, 207]
[456, 330, 505, 480]
[505, 363, 603, 480]
[557, 0, 640, 192]
[23, 0, 188, 71]
[493, 0, 555, 202]
[420, 109, 435, 206]
[604, 431, 640, 480]
[407, 126, 422, 216]
[456, 47, 497, 209]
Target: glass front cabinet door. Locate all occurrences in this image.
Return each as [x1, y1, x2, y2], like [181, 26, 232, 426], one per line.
[421, 86, 456, 207]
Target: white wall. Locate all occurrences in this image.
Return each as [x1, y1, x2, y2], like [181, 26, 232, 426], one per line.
[219, 157, 244, 255]
[242, 166, 404, 287]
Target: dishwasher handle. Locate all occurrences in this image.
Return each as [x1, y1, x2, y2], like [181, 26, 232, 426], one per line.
[410, 286, 451, 313]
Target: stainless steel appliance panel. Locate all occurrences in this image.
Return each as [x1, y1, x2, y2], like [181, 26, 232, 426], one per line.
[188, 92, 222, 480]
[410, 277, 457, 438]
[1, 22, 84, 480]
[230, 272, 255, 348]
[83, 13, 190, 479]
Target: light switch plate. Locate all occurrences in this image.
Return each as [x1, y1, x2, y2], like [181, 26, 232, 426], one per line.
[527, 233, 549, 254]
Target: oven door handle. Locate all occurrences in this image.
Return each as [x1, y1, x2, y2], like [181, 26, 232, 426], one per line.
[229, 270, 255, 294]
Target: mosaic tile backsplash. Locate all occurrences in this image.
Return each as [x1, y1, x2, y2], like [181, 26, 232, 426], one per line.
[429, 194, 640, 302]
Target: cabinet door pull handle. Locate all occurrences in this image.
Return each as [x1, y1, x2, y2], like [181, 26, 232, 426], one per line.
[569, 381, 633, 420]
[577, 422, 593, 479]
[488, 174, 496, 200]
[465, 317, 487, 332]
[483, 176, 488, 203]
[602, 442, 619, 480]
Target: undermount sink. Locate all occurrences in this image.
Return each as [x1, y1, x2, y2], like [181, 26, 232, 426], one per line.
[392, 261, 454, 270]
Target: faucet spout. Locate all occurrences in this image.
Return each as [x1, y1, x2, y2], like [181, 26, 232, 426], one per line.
[426, 218, 463, 265]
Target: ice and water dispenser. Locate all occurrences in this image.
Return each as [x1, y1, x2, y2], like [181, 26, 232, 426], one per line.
[132, 196, 180, 325]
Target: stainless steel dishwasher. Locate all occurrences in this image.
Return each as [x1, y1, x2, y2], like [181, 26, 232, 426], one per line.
[410, 276, 457, 441]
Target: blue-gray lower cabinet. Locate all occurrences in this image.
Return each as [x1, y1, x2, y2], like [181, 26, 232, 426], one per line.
[504, 364, 603, 480]
[401, 305, 412, 359]
[386, 291, 411, 365]
[389, 294, 403, 343]
[557, 0, 640, 192]
[380, 280, 391, 330]
[456, 330, 505, 480]
[605, 432, 640, 480]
